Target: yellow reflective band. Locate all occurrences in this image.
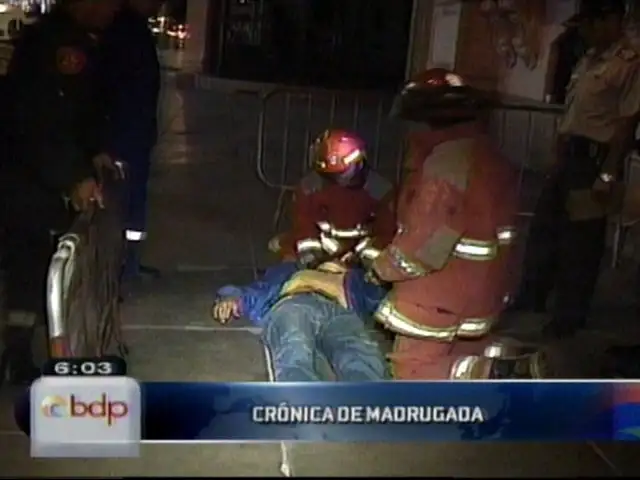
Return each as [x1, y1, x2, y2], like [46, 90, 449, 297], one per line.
[496, 226, 517, 245]
[374, 300, 457, 340]
[296, 238, 323, 254]
[317, 221, 369, 239]
[453, 238, 497, 261]
[389, 246, 427, 277]
[360, 246, 381, 262]
[354, 238, 381, 267]
[319, 234, 341, 255]
[450, 356, 490, 380]
[450, 356, 479, 379]
[376, 299, 496, 341]
[456, 316, 496, 338]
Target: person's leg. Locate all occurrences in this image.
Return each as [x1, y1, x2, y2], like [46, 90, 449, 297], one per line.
[512, 170, 565, 312]
[547, 217, 607, 339]
[123, 151, 158, 280]
[390, 336, 457, 379]
[262, 294, 324, 382]
[1, 226, 54, 385]
[545, 146, 607, 340]
[319, 301, 388, 381]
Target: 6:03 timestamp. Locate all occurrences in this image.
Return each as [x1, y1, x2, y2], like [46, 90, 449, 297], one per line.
[43, 357, 127, 377]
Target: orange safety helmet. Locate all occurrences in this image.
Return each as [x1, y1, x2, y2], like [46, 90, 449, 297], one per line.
[391, 68, 488, 123]
[309, 129, 367, 186]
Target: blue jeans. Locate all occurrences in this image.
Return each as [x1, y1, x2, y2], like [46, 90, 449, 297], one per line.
[262, 293, 388, 382]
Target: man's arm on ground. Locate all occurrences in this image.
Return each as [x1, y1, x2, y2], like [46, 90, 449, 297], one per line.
[217, 262, 298, 326]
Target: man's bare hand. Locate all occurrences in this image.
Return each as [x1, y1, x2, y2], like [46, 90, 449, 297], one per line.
[211, 298, 241, 324]
[92, 153, 124, 182]
[70, 178, 103, 212]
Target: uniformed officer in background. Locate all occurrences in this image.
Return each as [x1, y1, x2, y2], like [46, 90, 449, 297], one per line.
[102, 0, 162, 281]
[513, 0, 640, 342]
[0, 0, 121, 386]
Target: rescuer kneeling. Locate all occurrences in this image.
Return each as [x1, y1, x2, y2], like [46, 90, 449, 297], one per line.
[362, 68, 525, 380]
[269, 129, 396, 268]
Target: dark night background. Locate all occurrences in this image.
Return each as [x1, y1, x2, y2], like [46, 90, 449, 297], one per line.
[190, 0, 414, 88]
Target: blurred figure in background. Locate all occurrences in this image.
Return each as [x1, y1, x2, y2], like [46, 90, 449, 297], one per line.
[270, 129, 396, 269]
[0, 0, 120, 386]
[102, 0, 162, 281]
[512, 0, 640, 343]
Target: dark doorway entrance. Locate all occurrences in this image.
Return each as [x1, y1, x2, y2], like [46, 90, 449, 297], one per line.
[211, 0, 413, 89]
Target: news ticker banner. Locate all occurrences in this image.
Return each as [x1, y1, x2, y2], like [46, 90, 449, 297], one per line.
[18, 380, 640, 452]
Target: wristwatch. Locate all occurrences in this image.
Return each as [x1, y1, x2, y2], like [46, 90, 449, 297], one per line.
[599, 172, 615, 184]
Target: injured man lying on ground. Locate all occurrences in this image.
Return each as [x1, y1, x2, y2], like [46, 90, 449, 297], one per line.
[211, 260, 390, 382]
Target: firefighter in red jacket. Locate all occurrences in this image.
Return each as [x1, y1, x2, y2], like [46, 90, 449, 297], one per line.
[269, 129, 396, 267]
[364, 68, 521, 380]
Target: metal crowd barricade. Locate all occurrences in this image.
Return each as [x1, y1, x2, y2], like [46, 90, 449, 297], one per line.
[255, 87, 636, 268]
[46, 170, 129, 358]
[255, 86, 563, 230]
[255, 86, 406, 233]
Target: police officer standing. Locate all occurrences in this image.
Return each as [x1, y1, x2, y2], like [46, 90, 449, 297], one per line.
[0, 0, 121, 385]
[514, 0, 640, 342]
[102, 0, 162, 280]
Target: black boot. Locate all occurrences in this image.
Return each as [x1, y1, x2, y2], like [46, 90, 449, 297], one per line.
[489, 354, 544, 379]
[1, 326, 40, 386]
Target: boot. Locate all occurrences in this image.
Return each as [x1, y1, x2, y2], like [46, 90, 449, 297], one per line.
[490, 353, 545, 379]
[1, 325, 40, 387]
[122, 241, 160, 281]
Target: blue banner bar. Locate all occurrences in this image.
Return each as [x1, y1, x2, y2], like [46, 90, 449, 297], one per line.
[15, 381, 640, 442]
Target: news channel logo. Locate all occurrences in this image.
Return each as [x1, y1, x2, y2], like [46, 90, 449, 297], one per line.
[31, 377, 141, 458]
[40, 393, 129, 426]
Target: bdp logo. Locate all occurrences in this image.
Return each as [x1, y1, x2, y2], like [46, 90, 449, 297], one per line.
[40, 393, 129, 426]
[41, 396, 67, 417]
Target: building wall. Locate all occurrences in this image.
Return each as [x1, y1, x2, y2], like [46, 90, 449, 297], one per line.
[183, 0, 214, 72]
[411, 0, 579, 100]
[404, 0, 435, 77]
[454, 1, 502, 91]
[501, 0, 579, 100]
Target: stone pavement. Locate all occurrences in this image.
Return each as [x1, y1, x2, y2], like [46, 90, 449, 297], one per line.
[1, 72, 640, 476]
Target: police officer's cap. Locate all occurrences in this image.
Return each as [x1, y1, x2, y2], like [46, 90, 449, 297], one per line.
[563, 0, 626, 27]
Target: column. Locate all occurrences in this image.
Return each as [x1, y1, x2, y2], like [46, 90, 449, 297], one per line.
[184, 0, 213, 72]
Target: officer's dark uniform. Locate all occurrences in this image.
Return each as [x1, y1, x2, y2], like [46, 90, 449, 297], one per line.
[0, 8, 105, 383]
[515, 2, 640, 342]
[102, 6, 160, 278]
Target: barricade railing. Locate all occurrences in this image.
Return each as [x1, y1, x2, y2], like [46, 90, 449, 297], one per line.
[46, 169, 129, 358]
[255, 86, 564, 231]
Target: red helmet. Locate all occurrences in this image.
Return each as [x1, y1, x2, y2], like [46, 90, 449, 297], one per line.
[309, 129, 367, 186]
[391, 68, 488, 122]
